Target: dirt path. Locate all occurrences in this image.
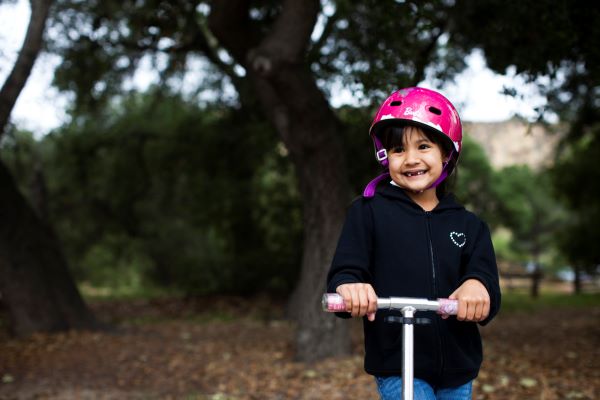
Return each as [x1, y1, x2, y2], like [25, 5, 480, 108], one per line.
[0, 297, 598, 399]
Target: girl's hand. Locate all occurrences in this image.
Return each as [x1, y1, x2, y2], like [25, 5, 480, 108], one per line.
[336, 283, 378, 321]
[447, 279, 490, 322]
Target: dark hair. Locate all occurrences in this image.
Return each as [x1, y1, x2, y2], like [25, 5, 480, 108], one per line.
[378, 124, 457, 198]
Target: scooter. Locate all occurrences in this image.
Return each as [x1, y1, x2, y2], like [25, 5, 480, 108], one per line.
[322, 293, 458, 400]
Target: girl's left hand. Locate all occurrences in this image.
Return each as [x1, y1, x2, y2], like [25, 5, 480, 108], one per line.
[445, 279, 490, 322]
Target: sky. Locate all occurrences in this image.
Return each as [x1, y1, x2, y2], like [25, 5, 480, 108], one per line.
[0, 0, 550, 136]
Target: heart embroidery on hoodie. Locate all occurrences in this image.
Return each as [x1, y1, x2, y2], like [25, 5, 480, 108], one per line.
[450, 231, 466, 248]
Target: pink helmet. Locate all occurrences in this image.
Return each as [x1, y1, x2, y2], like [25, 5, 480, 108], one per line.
[363, 87, 463, 197]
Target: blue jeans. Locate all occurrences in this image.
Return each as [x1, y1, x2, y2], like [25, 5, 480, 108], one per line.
[375, 376, 472, 400]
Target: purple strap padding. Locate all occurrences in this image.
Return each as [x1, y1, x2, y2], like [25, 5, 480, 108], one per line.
[363, 172, 391, 198]
[427, 149, 454, 189]
[427, 169, 448, 189]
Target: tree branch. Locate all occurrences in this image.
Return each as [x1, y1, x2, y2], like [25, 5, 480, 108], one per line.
[257, 0, 320, 63]
[411, 25, 446, 86]
[248, 0, 319, 76]
[0, 0, 53, 137]
[208, 0, 258, 67]
[209, 0, 320, 77]
[307, 7, 340, 65]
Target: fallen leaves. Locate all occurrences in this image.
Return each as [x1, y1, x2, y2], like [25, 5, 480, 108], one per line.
[519, 377, 538, 388]
[0, 296, 597, 399]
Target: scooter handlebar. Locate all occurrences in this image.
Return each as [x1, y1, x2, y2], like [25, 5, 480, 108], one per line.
[322, 293, 458, 315]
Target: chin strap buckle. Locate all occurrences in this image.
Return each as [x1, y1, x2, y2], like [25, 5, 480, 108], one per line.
[376, 148, 388, 161]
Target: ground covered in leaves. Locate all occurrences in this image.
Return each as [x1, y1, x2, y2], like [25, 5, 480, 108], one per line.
[0, 295, 598, 399]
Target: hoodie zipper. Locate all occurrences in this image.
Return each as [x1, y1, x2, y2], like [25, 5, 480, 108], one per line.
[425, 212, 438, 297]
[425, 211, 444, 383]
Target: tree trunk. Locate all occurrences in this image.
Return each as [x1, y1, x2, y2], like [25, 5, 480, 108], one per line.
[209, 0, 352, 361]
[573, 265, 582, 294]
[0, 159, 99, 336]
[250, 67, 352, 361]
[0, 0, 53, 135]
[530, 248, 542, 298]
[0, 0, 98, 336]
[30, 161, 49, 221]
[530, 263, 542, 298]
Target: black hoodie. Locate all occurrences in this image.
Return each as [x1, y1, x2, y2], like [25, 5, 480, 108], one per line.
[327, 183, 501, 389]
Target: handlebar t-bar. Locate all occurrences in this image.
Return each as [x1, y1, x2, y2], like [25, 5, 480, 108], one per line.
[322, 293, 458, 315]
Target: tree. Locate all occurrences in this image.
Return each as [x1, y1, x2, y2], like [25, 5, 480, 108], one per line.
[493, 166, 565, 297]
[453, 135, 497, 227]
[0, 0, 98, 336]
[552, 127, 600, 292]
[0, 0, 51, 131]
[206, 1, 354, 361]
[47, 0, 469, 361]
[449, 0, 600, 283]
[12, 90, 303, 296]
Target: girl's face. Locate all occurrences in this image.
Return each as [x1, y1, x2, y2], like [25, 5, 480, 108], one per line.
[386, 126, 446, 195]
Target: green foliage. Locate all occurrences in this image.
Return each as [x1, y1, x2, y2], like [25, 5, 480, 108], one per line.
[48, 0, 470, 113]
[10, 0, 595, 293]
[453, 135, 497, 226]
[494, 165, 565, 259]
[312, 0, 468, 102]
[0, 128, 39, 184]
[78, 234, 154, 295]
[336, 105, 380, 196]
[49, 0, 216, 113]
[4, 89, 303, 296]
[491, 228, 520, 264]
[451, 1, 594, 78]
[2, 92, 580, 295]
[552, 125, 600, 268]
[501, 292, 600, 313]
[451, 135, 568, 268]
[449, 1, 600, 271]
[450, 0, 600, 124]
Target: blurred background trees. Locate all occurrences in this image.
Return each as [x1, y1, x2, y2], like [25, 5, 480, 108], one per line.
[2, 89, 303, 296]
[0, 0, 99, 337]
[0, 0, 598, 361]
[451, 0, 600, 289]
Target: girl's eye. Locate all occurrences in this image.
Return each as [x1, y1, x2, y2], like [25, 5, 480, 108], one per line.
[419, 143, 431, 150]
[390, 146, 404, 153]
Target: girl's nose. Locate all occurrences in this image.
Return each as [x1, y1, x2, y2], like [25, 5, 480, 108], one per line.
[404, 148, 420, 164]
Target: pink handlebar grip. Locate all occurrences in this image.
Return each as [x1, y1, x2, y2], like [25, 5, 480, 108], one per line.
[322, 293, 347, 312]
[437, 298, 458, 315]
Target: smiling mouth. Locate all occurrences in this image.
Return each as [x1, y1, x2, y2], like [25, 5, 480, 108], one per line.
[404, 170, 426, 177]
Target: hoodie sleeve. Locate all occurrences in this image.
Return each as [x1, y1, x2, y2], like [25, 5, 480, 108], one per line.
[326, 198, 374, 295]
[460, 220, 501, 326]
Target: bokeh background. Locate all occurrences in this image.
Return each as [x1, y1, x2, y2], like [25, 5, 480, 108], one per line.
[0, 1, 598, 399]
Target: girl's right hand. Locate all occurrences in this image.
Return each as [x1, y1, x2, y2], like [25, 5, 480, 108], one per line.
[336, 283, 378, 321]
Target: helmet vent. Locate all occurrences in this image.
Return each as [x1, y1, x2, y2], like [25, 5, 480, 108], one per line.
[390, 101, 403, 106]
[428, 106, 442, 115]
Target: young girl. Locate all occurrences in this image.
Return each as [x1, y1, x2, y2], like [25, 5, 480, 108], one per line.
[326, 87, 501, 400]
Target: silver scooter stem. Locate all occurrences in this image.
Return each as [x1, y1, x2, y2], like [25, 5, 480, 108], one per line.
[402, 306, 416, 400]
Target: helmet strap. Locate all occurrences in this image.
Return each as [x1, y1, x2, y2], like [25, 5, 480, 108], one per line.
[426, 149, 454, 190]
[426, 169, 449, 190]
[363, 172, 391, 198]
[363, 149, 455, 197]
[373, 135, 388, 166]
